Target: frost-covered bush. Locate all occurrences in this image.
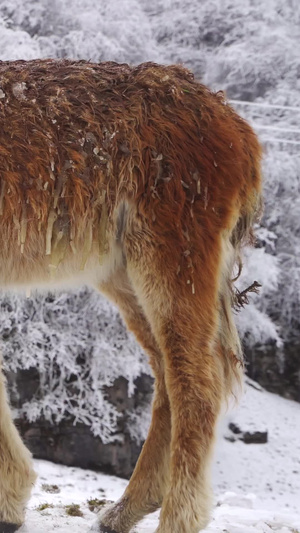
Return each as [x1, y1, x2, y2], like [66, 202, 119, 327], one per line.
[0, 0, 158, 63]
[262, 151, 300, 344]
[0, 288, 150, 443]
[236, 242, 281, 349]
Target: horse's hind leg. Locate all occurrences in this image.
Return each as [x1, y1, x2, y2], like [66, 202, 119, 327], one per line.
[0, 358, 37, 531]
[96, 269, 171, 533]
[124, 235, 225, 533]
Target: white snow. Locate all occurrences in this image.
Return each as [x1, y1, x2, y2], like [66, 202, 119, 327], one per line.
[213, 381, 300, 513]
[18, 382, 300, 532]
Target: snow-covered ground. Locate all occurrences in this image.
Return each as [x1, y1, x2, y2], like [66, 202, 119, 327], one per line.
[18, 382, 300, 532]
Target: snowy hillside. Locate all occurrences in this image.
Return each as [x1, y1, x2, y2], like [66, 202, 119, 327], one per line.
[18, 383, 300, 532]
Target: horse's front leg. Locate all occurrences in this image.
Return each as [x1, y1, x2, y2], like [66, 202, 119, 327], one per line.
[95, 270, 171, 533]
[0, 358, 37, 532]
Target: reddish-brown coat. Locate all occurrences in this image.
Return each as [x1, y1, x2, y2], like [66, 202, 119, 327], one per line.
[0, 60, 262, 533]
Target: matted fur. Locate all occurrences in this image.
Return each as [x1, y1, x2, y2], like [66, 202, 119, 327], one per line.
[0, 60, 262, 532]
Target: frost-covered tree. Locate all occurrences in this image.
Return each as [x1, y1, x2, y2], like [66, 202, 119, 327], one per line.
[262, 151, 300, 343]
[0, 0, 159, 63]
[0, 288, 151, 443]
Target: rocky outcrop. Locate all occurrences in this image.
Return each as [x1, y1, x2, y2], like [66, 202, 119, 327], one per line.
[7, 370, 154, 479]
[244, 342, 300, 403]
[227, 422, 268, 444]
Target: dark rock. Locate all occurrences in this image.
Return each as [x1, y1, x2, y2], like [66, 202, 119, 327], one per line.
[9, 369, 154, 479]
[242, 430, 268, 444]
[16, 418, 142, 478]
[227, 422, 268, 444]
[245, 341, 300, 403]
[228, 422, 242, 435]
[0, 524, 21, 533]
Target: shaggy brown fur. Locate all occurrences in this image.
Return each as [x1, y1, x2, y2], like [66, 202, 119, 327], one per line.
[0, 59, 262, 533]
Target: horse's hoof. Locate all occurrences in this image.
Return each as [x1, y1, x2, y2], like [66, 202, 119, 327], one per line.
[0, 524, 21, 533]
[99, 526, 118, 533]
[90, 522, 119, 533]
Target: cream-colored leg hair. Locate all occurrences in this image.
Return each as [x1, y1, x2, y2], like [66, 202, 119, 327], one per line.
[0, 357, 37, 527]
[97, 269, 171, 532]
[123, 230, 224, 533]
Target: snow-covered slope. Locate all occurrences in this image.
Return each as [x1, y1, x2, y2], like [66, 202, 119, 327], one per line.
[19, 383, 300, 532]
